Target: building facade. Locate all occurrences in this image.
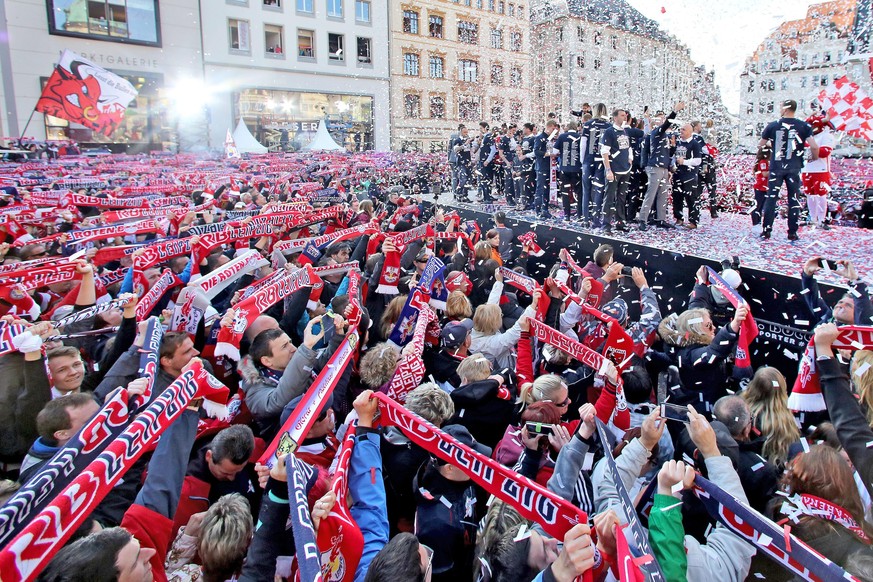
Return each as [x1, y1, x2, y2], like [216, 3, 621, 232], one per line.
[528, 0, 698, 124]
[387, 0, 531, 153]
[202, 0, 390, 151]
[738, 0, 857, 150]
[0, 0, 204, 152]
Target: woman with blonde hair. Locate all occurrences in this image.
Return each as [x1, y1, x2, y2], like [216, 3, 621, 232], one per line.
[518, 374, 570, 414]
[444, 290, 473, 321]
[470, 289, 540, 370]
[851, 350, 873, 428]
[670, 305, 747, 410]
[741, 366, 799, 466]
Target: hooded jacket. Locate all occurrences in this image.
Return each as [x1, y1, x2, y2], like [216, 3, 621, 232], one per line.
[238, 332, 342, 437]
[18, 436, 59, 484]
[448, 378, 517, 448]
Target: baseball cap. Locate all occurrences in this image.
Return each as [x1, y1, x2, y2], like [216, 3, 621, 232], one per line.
[441, 318, 473, 349]
[442, 424, 493, 457]
[720, 268, 742, 289]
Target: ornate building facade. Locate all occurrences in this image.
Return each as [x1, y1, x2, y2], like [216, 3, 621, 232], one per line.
[387, 0, 531, 152]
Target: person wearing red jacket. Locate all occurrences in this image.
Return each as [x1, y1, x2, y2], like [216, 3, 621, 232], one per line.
[750, 144, 770, 229]
[802, 113, 835, 230]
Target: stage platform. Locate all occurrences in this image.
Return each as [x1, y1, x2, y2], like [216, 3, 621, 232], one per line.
[439, 198, 864, 383]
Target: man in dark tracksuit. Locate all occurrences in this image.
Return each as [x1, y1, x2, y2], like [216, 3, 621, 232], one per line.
[477, 121, 497, 203]
[554, 121, 582, 221]
[519, 123, 537, 211]
[534, 119, 557, 219]
[671, 123, 703, 229]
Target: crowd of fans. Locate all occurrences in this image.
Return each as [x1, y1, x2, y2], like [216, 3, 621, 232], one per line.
[0, 150, 871, 582]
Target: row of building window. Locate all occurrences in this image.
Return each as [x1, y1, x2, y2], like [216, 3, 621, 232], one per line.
[747, 74, 832, 94]
[229, 19, 371, 62]
[403, 94, 524, 122]
[401, 11, 523, 50]
[751, 50, 845, 74]
[235, 0, 372, 20]
[447, 0, 524, 18]
[401, 53, 523, 85]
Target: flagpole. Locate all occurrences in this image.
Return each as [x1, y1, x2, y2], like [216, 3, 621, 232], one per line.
[17, 108, 36, 143]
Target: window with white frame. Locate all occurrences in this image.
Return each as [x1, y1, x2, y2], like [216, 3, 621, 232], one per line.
[297, 0, 313, 12]
[355, 0, 370, 22]
[327, 0, 342, 17]
[298, 29, 315, 57]
[458, 59, 478, 82]
[264, 24, 284, 54]
[328, 33, 344, 61]
[357, 37, 371, 63]
[429, 55, 444, 78]
[229, 18, 251, 51]
[403, 53, 420, 75]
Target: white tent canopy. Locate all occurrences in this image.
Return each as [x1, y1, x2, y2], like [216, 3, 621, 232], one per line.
[303, 120, 344, 151]
[231, 119, 268, 154]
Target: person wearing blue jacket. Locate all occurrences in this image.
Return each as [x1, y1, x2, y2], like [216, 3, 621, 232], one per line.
[533, 120, 558, 220]
[554, 122, 583, 222]
[636, 101, 684, 231]
[600, 109, 633, 233]
[350, 390, 391, 581]
[579, 104, 611, 228]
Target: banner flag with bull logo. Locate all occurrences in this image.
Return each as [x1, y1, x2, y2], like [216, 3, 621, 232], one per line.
[35, 50, 138, 137]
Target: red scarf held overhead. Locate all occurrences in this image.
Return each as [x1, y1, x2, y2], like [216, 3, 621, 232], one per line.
[135, 269, 183, 319]
[386, 305, 438, 403]
[559, 249, 605, 307]
[215, 266, 315, 361]
[318, 426, 364, 582]
[496, 267, 549, 321]
[0, 361, 228, 582]
[260, 327, 360, 466]
[377, 247, 401, 295]
[706, 267, 757, 368]
[789, 326, 873, 412]
[374, 392, 591, 555]
[529, 319, 630, 430]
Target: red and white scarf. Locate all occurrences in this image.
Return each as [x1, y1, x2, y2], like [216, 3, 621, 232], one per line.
[0, 361, 228, 582]
[374, 392, 588, 542]
[135, 269, 183, 319]
[789, 326, 873, 411]
[260, 327, 360, 466]
[215, 266, 315, 361]
[387, 305, 438, 403]
[706, 267, 757, 368]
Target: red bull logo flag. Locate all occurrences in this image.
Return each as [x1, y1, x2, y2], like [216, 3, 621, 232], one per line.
[35, 50, 138, 137]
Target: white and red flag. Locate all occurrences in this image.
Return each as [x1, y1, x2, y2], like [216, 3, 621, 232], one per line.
[35, 50, 138, 137]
